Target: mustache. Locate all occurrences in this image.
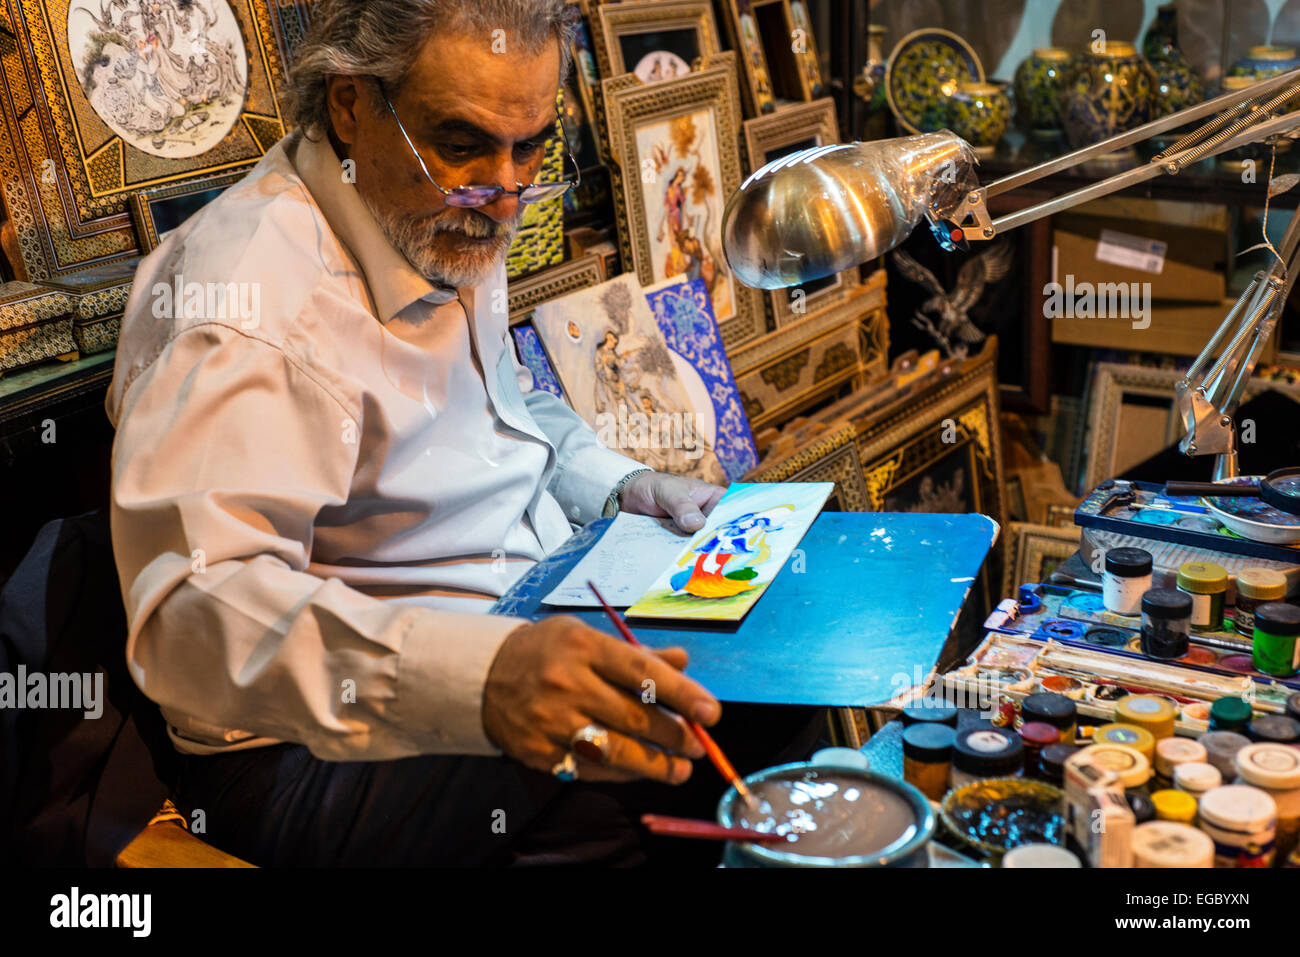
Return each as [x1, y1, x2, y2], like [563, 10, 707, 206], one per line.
[427, 209, 516, 239]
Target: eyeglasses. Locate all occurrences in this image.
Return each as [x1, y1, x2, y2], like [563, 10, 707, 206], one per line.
[379, 85, 580, 208]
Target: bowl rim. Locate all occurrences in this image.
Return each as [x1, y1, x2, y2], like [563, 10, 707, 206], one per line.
[716, 761, 936, 867]
[939, 776, 1067, 858]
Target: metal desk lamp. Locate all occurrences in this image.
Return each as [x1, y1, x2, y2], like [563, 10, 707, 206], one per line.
[723, 67, 1300, 482]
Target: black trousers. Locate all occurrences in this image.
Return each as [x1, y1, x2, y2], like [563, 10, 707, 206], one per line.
[172, 704, 826, 866]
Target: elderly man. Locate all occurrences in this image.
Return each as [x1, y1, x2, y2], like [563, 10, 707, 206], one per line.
[106, 0, 818, 866]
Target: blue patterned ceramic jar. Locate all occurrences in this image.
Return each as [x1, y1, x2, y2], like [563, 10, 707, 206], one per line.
[946, 81, 1011, 155]
[1143, 5, 1203, 119]
[1231, 45, 1300, 79]
[1013, 47, 1071, 137]
[1060, 41, 1155, 149]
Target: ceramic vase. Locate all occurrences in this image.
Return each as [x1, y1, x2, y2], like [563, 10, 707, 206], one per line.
[946, 81, 1011, 155]
[1143, 4, 1204, 119]
[1013, 47, 1071, 138]
[1231, 44, 1300, 79]
[1060, 41, 1155, 150]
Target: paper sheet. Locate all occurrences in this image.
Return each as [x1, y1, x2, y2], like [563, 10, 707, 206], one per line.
[541, 513, 693, 607]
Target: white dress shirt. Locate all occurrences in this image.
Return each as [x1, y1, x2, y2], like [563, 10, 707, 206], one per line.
[105, 130, 641, 760]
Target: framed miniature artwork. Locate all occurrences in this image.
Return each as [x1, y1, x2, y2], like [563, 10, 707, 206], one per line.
[591, 0, 720, 84]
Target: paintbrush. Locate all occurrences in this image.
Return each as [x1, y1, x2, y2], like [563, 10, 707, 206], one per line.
[587, 581, 762, 813]
[641, 814, 787, 844]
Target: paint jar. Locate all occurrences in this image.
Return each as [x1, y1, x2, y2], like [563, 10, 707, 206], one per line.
[1152, 788, 1198, 824]
[1234, 743, 1300, 861]
[1233, 567, 1287, 638]
[1001, 843, 1081, 868]
[1174, 761, 1223, 798]
[1020, 692, 1077, 743]
[1037, 743, 1078, 786]
[1198, 785, 1277, 867]
[901, 698, 959, 727]
[1288, 692, 1300, 724]
[951, 727, 1024, 789]
[1093, 722, 1156, 763]
[1132, 821, 1214, 867]
[902, 723, 955, 802]
[1018, 721, 1059, 778]
[1127, 791, 1156, 824]
[1079, 742, 1152, 796]
[1140, 588, 1192, 659]
[810, 747, 870, 771]
[1208, 696, 1253, 734]
[1177, 561, 1228, 631]
[1154, 737, 1208, 789]
[1102, 547, 1152, 615]
[1116, 694, 1177, 741]
[1247, 714, 1300, 744]
[1252, 602, 1300, 678]
[1200, 731, 1252, 780]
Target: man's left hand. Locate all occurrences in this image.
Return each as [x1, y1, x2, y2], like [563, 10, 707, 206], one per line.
[618, 472, 726, 533]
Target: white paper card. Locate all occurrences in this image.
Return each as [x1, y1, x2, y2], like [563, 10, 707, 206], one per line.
[541, 513, 693, 607]
[1095, 228, 1167, 274]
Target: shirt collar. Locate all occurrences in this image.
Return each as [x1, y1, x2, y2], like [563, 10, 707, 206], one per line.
[292, 131, 460, 321]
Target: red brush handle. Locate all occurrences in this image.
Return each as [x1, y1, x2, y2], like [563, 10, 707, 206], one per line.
[641, 814, 786, 843]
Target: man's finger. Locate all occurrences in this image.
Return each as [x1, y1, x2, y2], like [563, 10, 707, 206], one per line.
[575, 671, 705, 759]
[652, 646, 689, 670]
[592, 638, 720, 726]
[697, 484, 726, 515]
[659, 490, 706, 532]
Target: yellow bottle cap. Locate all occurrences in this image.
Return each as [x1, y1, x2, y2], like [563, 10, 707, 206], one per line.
[1080, 742, 1151, 789]
[1236, 568, 1287, 601]
[1093, 723, 1156, 761]
[1177, 562, 1227, 594]
[1116, 695, 1177, 741]
[1151, 789, 1198, 824]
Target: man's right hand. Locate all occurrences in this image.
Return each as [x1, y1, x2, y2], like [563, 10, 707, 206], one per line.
[481, 616, 720, 784]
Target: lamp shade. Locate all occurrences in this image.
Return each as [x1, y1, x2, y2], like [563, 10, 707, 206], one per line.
[722, 132, 979, 289]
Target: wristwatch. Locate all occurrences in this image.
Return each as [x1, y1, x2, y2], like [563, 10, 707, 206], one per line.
[602, 469, 653, 519]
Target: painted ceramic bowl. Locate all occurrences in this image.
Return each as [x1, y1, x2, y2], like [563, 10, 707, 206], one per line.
[1059, 41, 1155, 149]
[940, 777, 1068, 861]
[885, 28, 984, 135]
[717, 762, 935, 867]
[1013, 47, 1071, 136]
[946, 81, 1010, 153]
[1230, 45, 1300, 79]
[1203, 475, 1300, 544]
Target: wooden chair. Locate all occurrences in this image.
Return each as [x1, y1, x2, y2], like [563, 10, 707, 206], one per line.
[115, 801, 255, 868]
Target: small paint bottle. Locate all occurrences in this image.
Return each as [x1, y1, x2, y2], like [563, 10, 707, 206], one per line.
[1116, 694, 1177, 741]
[1079, 742, 1153, 796]
[1234, 743, 1300, 862]
[950, 726, 1024, 789]
[1199, 731, 1251, 780]
[1252, 602, 1300, 678]
[901, 698, 959, 728]
[1176, 561, 1228, 632]
[1140, 588, 1192, 659]
[1102, 547, 1152, 616]
[1132, 821, 1214, 867]
[1019, 692, 1077, 743]
[1174, 761, 1222, 799]
[1037, 742, 1078, 786]
[1151, 788, 1198, 824]
[1233, 567, 1287, 638]
[1018, 721, 1059, 778]
[1246, 714, 1300, 745]
[1198, 785, 1278, 868]
[1288, 692, 1300, 724]
[1002, 843, 1081, 868]
[1092, 722, 1156, 764]
[1208, 696, 1253, 734]
[1154, 737, 1207, 790]
[902, 722, 955, 801]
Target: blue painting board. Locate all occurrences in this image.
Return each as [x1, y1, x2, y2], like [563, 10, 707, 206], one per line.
[492, 511, 999, 707]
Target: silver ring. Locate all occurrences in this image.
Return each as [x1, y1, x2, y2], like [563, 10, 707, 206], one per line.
[569, 723, 611, 765]
[550, 751, 578, 781]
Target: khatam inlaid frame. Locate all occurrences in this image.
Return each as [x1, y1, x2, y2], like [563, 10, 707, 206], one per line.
[741, 97, 858, 329]
[506, 254, 605, 328]
[0, 0, 293, 282]
[599, 52, 764, 352]
[130, 169, 251, 254]
[591, 0, 721, 81]
[1004, 522, 1080, 599]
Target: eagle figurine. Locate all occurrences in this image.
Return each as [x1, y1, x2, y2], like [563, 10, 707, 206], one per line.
[891, 241, 1014, 358]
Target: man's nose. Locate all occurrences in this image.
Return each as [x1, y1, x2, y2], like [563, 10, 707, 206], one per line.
[477, 153, 523, 222]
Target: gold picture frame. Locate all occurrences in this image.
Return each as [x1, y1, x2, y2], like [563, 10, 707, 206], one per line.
[0, 0, 294, 282]
[719, 0, 822, 116]
[741, 97, 857, 328]
[130, 170, 250, 254]
[591, 0, 720, 83]
[1004, 522, 1081, 599]
[506, 254, 605, 328]
[599, 52, 765, 352]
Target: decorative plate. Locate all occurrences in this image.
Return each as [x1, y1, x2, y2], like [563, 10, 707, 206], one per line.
[885, 29, 985, 135]
[1203, 475, 1300, 545]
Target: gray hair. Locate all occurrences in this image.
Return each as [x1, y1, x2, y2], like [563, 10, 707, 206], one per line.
[288, 0, 579, 136]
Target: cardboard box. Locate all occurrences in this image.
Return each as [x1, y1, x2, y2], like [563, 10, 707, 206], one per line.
[1053, 204, 1228, 303]
[1051, 294, 1277, 360]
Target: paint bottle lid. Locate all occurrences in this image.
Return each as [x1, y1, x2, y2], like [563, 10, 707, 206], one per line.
[1174, 761, 1222, 794]
[1116, 695, 1177, 740]
[901, 698, 960, 727]
[1255, 602, 1300, 637]
[1177, 562, 1228, 594]
[1132, 822, 1214, 868]
[1247, 714, 1300, 744]
[1208, 697, 1253, 733]
[1093, 722, 1156, 761]
[902, 722, 956, 761]
[1106, 547, 1152, 577]
[1021, 692, 1077, 730]
[1199, 731, 1252, 778]
[1080, 742, 1151, 789]
[1288, 692, 1300, 724]
[1039, 743, 1078, 783]
[953, 726, 1024, 777]
[1151, 789, 1198, 823]
[1127, 791, 1156, 824]
[1198, 785, 1277, 833]
[1019, 721, 1060, 749]
[1141, 588, 1193, 620]
[1236, 568, 1288, 601]
[1002, 843, 1081, 868]
[1235, 743, 1300, 790]
[1154, 737, 1207, 778]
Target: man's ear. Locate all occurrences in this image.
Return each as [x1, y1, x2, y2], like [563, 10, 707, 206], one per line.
[325, 75, 364, 147]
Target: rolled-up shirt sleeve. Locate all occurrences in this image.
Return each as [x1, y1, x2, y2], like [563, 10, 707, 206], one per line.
[109, 323, 522, 761]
